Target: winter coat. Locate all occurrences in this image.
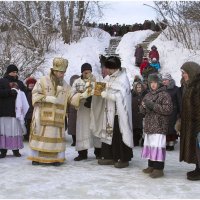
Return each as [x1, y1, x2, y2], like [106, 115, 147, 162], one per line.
[142, 65, 158, 80]
[67, 105, 77, 135]
[0, 74, 27, 117]
[134, 47, 144, 65]
[149, 49, 159, 61]
[180, 74, 200, 164]
[165, 79, 182, 135]
[25, 89, 34, 120]
[149, 62, 161, 70]
[140, 86, 173, 135]
[67, 75, 79, 136]
[140, 61, 149, 75]
[132, 90, 146, 129]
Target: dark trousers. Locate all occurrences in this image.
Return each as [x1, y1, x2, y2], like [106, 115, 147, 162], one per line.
[24, 118, 32, 141]
[101, 116, 133, 162]
[148, 159, 164, 170]
[133, 128, 143, 146]
[196, 138, 200, 167]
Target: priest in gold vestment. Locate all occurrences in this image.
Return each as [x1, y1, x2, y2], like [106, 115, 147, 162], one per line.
[28, 57, 72, 166]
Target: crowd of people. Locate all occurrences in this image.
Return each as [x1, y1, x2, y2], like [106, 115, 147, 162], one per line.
[0, 56, 200, 181]
[134, 44, 161, 80]
[86, 20, 166, 37]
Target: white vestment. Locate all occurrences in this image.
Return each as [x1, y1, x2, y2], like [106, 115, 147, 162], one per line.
[72, 76, 101, 151]
[90, 68, 134, 148]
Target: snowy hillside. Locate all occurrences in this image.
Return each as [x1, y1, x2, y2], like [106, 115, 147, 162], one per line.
[38, 27, 200, 87]
[38, 28, 111, 83]
[116, 30, 154, 83]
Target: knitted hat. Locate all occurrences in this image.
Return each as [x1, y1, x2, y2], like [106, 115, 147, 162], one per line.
[151, 45, 157, 50]
[25, 77, 37, 86]
[6, 64, 18, 74]
[52, 57, 68, 72]
[162, 73, 172, 80]
[104, 56, 121, 69]
[81, 63, 92, 73]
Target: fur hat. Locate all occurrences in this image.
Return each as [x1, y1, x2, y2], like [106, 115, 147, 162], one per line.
[162, 73, 172, 80]
[148, 73, 162, 87]
[25, 77, 37, 86]
[52, 57, 68, 72]
[6, 64, 18, 74]
[81, 63, 92, 73]
[104, 56, 121, 69]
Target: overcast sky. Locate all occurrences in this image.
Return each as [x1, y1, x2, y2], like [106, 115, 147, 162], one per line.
[98, 1, 157, 25]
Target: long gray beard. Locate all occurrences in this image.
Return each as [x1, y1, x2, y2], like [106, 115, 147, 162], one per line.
[50, 71, 64, 94]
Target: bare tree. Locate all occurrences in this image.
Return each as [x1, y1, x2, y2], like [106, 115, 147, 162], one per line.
[0, 1, 55, 79]
[151, 1, 200, 50]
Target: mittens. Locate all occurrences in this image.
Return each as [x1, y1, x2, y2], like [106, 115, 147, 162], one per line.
[144, 100, 155, 110]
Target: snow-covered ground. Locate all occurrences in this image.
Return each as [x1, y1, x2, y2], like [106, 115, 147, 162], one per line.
[0, 136, 199, 199]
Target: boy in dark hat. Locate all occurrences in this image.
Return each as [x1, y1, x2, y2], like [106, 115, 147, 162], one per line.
[71, 63, 101, 161]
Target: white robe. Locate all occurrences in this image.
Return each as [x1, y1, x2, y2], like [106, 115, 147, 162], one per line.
[72, 76, 101, 151]
[90, 68, 134, 148]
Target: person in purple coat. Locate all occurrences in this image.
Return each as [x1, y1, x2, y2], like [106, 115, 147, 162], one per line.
[134, 44, 144, 67]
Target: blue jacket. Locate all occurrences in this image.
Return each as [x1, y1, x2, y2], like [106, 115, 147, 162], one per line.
[150, 62, 160, 70]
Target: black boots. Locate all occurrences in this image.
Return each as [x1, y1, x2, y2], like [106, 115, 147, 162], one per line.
[0, 149, 21, 158]
[187, 164, 200, 181]
[166, 146, 174, 151]
[74, 150, 88, 161]
[13, 150, 21, 157]
[74, 148, 101, 161]
[0, 149, 7, 158]
[32, 161, 62, 166]
[94, 148, 101, 159]
[32, 161, 40, 165]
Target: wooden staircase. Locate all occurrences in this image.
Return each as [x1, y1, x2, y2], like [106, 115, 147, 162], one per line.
[101, 31, 161, 59]
[104, 37, 122, 57]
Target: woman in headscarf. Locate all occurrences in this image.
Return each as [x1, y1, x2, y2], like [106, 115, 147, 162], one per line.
[179, 61, 200, 181]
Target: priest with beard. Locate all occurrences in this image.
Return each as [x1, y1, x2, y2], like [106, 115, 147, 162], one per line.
[28, 57, 74, 166]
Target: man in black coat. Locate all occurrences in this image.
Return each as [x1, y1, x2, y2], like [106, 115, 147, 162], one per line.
[0, 64, 27, 158]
